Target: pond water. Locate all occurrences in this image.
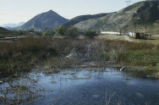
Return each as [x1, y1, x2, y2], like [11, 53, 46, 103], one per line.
[1, 68, 159, 105]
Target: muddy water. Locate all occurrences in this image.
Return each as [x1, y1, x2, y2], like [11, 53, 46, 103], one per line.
[1, 68, 159, 105]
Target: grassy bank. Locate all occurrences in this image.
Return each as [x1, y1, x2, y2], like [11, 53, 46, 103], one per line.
[99, 40, 159, 68]
[0, 37, 57, 77]
[0, 37, 159, 77]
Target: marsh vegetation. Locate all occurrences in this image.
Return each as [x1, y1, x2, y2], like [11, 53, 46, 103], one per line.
[0, 37, 159, 77]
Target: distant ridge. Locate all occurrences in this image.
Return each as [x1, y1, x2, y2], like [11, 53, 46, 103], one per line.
[0, 27, 9, 33]
[2, 22, 25, 29]
[63, 13, 109, 27]
[0, 27, 13, 37]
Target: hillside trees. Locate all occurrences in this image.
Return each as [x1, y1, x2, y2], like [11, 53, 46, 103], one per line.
[54, 26, 80, 38]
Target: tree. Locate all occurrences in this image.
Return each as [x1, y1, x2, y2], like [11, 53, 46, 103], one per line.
[65, 27, 79, 39]
[85, 30, 98, 39]
[28, 29, 35, 32]
[54, 26, 67, 36]
[42, 30, 55, 36]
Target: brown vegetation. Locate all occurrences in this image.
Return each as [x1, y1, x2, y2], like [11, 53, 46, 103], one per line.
[0, 37, 159, 77]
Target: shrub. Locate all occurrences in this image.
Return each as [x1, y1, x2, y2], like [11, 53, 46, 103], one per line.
[85, 30, 98, 39]
[54, 26, 80, 39]
[42, 30, 55, 36]
[65, 27, 79, 39]
[54, 26, 67, 36]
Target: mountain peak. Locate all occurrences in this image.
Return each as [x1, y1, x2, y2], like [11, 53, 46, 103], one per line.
[47, 10, 56, 14]
[19, 10, 69, 31]
[48, 10, 53, 12]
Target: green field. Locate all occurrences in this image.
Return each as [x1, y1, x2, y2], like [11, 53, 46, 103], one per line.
[98, 34, 159, 45]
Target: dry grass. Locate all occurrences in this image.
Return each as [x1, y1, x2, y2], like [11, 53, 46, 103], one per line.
[1, 37, 159, 77]
[0, 37, 57, 77]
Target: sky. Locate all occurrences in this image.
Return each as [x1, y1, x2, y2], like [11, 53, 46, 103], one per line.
[0, 0, 143, 25]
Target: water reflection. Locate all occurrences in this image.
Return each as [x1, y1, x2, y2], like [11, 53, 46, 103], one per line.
[0, 68, 159, 105]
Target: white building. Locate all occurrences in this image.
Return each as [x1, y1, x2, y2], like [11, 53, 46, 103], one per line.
[100, 31, 120, 35]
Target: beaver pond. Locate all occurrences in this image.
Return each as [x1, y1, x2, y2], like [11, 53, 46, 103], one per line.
[0, 68, 159, 105]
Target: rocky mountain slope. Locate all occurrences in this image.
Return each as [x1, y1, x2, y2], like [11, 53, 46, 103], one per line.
[65, 1, 159, 33]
